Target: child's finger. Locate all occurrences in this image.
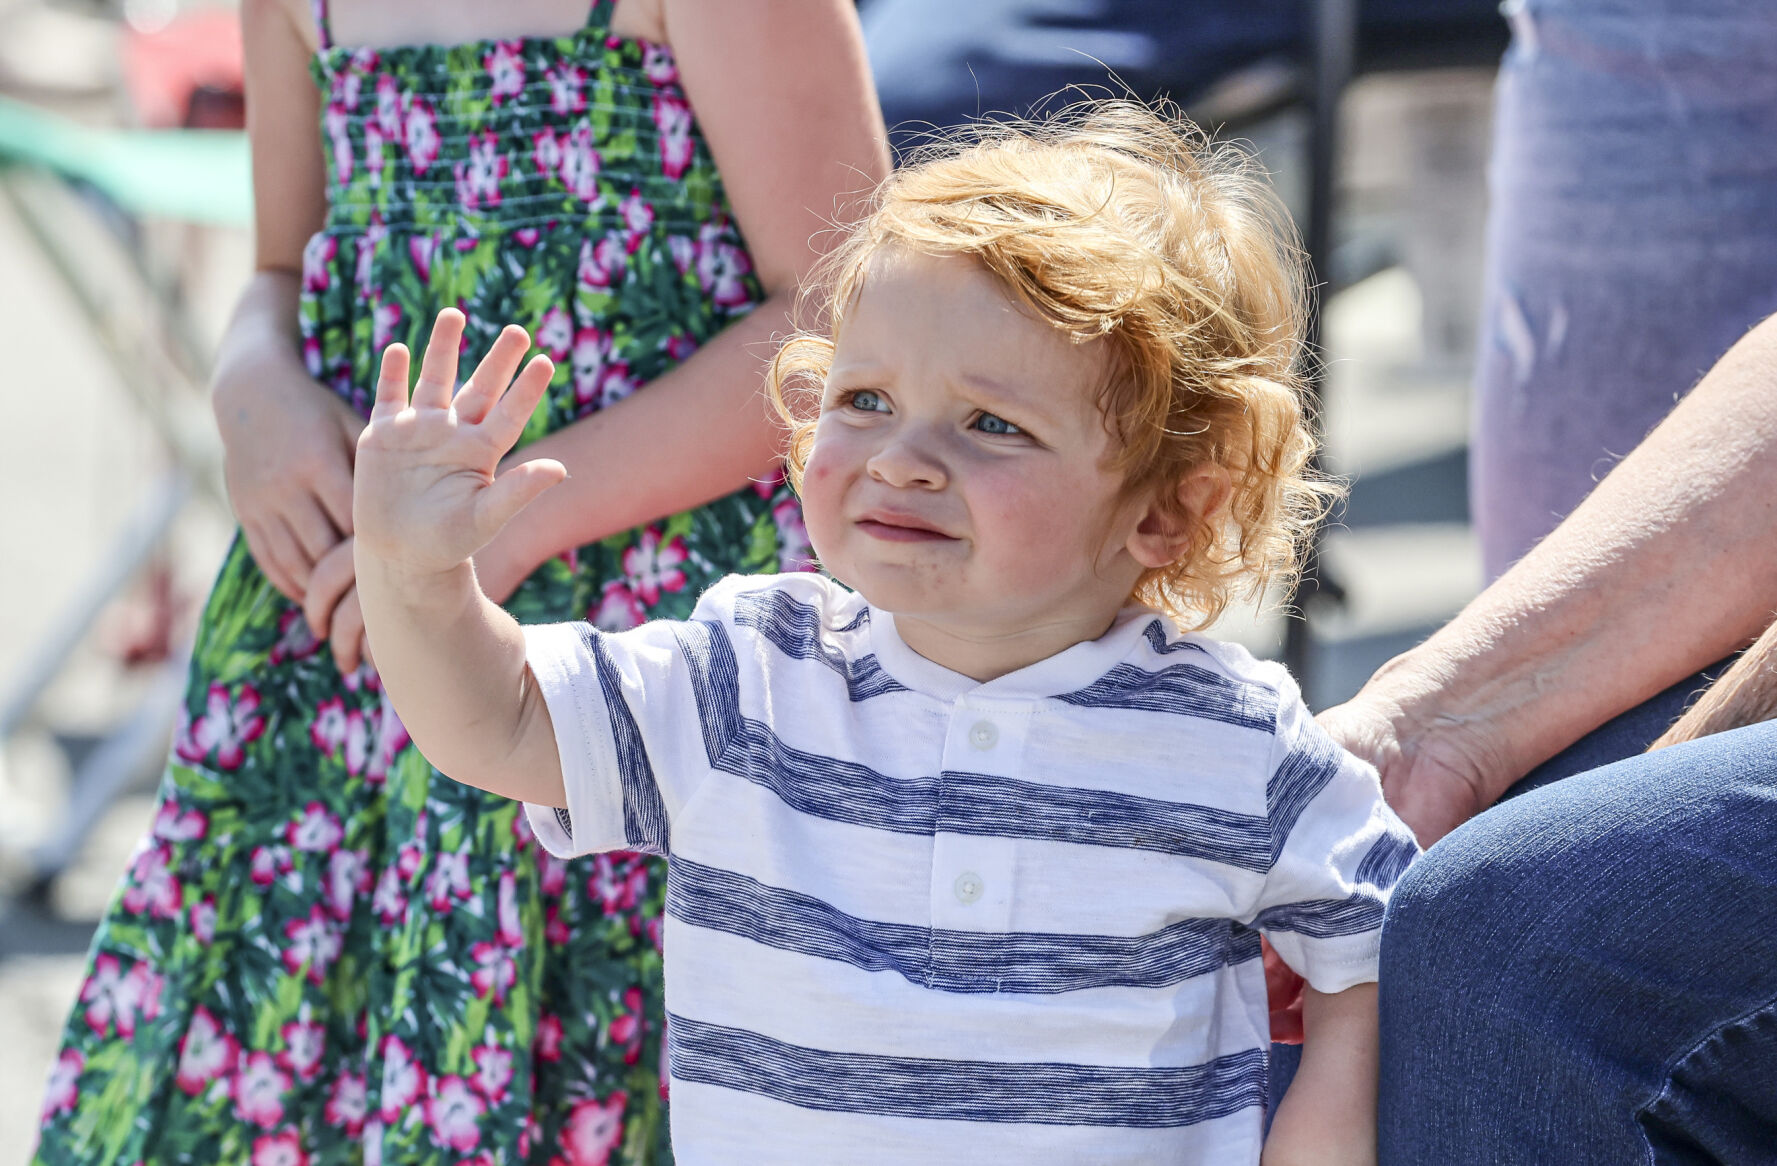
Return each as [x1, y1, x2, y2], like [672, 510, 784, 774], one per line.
[454, 324, 533, 425]
[483, 354, 556, 451]
[412, 308, 467, 411]
[474, 459, 568, 540]
[372, 343, 412, 419]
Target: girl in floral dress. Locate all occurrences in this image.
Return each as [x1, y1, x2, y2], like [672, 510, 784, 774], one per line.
[31, 1, 885, 1162]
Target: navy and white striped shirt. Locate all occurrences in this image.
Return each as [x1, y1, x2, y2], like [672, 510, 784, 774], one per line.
[524, 573, 1418, 1164]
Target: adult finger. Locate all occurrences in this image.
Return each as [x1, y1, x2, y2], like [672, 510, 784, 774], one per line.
[330, 587, 366, 677]
[411, 308, 466, 412]
[287, 495, 344, 565]
[242, 521, 303, 603]
[475, 459, 568, 539]
[372, 343, 412, 420]
[263, 517, 315, 597]
[454, 324, 534, 425]
[303, 538, 357, 640]
[313, 448, 356, 538]
[484, 354, 556, 451]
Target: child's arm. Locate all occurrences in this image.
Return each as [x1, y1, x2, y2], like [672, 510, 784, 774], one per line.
[1261, 983, 1379, 1166]
[472, 0, 889, 600]
[352, 309, 569, 805]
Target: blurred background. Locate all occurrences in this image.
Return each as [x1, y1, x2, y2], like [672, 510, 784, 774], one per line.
[0, 0, 1504, 1154]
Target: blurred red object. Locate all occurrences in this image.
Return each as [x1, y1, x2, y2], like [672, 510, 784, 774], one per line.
[1263, 936, 1306, 1044]
[121, 6, 244, 129]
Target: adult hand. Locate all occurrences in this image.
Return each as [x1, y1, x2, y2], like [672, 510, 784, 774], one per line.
[302, 537, 372, 676]
[214, 360, 364, 603]
[1316, 694, 1500, 848]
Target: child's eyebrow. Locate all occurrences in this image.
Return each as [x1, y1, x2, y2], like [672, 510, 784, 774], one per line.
[957, 371, 1057, 424]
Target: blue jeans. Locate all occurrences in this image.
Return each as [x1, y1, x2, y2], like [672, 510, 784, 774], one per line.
[1471, 0, 1777, 580]
[1378, 720, 1777, 1163]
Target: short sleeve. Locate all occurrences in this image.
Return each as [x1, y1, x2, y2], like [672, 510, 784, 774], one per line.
[1246, 684, 1420, 993]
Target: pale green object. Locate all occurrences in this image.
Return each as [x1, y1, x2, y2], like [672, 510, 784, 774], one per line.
[0, 93, 251, 226]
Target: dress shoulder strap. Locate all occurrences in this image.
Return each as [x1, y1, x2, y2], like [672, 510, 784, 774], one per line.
[585, 0, 618, 33]
[311, 0, 333, 49]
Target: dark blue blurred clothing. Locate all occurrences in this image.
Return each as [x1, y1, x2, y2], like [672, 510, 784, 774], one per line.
[862, 0, 1505, 142]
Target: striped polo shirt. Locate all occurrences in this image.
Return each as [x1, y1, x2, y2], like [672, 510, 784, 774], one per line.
[524, 572, 1418, 1164]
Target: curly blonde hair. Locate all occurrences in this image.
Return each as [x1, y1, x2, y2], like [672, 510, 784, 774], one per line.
[768, 99, 1341, 631]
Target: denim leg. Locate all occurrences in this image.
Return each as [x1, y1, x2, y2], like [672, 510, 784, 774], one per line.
[1378, 721, 1777, 1164]
[1471, 0, 1777, 580]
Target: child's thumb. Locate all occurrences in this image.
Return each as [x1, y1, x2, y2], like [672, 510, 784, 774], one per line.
[476, 459, 568, 536]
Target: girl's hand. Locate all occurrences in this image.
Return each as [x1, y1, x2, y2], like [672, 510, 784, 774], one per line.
[354, 310, 565, 582]
[213, 358, 363, 603]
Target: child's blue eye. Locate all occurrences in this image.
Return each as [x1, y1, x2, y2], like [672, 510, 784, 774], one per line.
[973, 412, 1022, 436]
[847, 390, 888, 413]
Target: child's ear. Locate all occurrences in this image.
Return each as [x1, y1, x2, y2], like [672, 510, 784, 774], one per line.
[1126, 465, 1231, 570]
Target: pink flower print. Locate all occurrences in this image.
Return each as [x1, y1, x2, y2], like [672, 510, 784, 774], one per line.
[545, 903, 571, 945]
[123, 843, 182, 919]
[152, 798, 207, 842]
[175, 1006, 236, 1096]
[250, 844, 293, 887]
[357, 217, 388, 290]
[364, 124, 386, 186]
[696, 221, 754, 308]
[301, 234, 337, 294]
[301, 335, 324, 378]
[595, 359, 637, 411]
[427, 852, 473, 912]
[377, 1036, 427, 1123]
[512, 809, 535, 850]
[620, 527, 689, 606]
[609, 987, 646, 1065]
[774, 498, 816, 572]
[470, 1043, 514, 1104]
[80, 955, 157, 1040]
[590, 580, 645, 632]
[653, 92, 695, 180]
[251, 1128, 307, 1166]
[561, 1092, 628, 1166]
[409, 234, 436, 283]
[426, 1075, 486, 1153]
[367, 698, 409, 783]
[646, 915, 663, 952]
[532, 128, 563, 179]
[191, 894, 218, 945]
[642, 44, 678, 86]
[570, 327, 612, 409]
[288, 801, 343, 852]
[496, 870, 524, 948]
[404, 97, 441, 174]
[484, 41, 525, 105]
[515, 225, 540, 247]
[371, 863, 407, 926]
[577, 233, 626, 290]
[538, 849, 567, 897]
[325, 1071, 368, 1136]
[667, 234, 695, 275]
[339, 66, 364, 110]
[559, 122, 602, 204]
[325, 847, 370, 921]
[374, 75, 402, 138]
[589, 852, 651, 916]
[324, 103, 353, 185]
[620, 189, 654, 251]
[179, 683, 267, 770]
[310, 696, 348, 758]
[396, 841, 425, 879]
[537, 306, 574, 361]
[664, 333, 699, 364]
[270, 607, 322, 665]
[234, 1050, 291, 1129]
[40, 1049, 82, 1122]
[469, 942, 517, 1004]
[278, 1018, 325, 1082]
[282, 905, 343, 985]
[546, 63, 587, 115]
[454, 131, 509, 211]
[534, 1014, 563, 1062]
[371, 297, 402, 351]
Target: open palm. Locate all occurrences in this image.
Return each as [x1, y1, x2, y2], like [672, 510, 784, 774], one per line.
[354, 309, 566, 580]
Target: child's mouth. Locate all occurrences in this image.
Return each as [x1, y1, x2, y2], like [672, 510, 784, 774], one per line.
[856, 515, 955, 542]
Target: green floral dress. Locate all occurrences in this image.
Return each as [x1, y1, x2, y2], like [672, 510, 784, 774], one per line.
[33, 2, 809, 1162]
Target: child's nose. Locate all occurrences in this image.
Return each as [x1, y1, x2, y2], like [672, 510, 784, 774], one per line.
[865, 429, 948, 490]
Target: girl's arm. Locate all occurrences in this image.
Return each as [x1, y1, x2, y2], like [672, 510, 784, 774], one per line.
[212, 0, 365, 605]
[476, 0, 889, 599]
[1261, 984, 1379, 1166]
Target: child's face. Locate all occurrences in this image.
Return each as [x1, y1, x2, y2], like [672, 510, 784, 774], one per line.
[801, 249, 1151, 650]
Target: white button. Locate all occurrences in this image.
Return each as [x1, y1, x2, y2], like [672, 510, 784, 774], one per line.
[953, 871, 984, 904]
[968, 720, 999, 750]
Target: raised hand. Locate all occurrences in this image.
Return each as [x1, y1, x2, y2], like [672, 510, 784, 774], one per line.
[353, 309, 566, 582]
